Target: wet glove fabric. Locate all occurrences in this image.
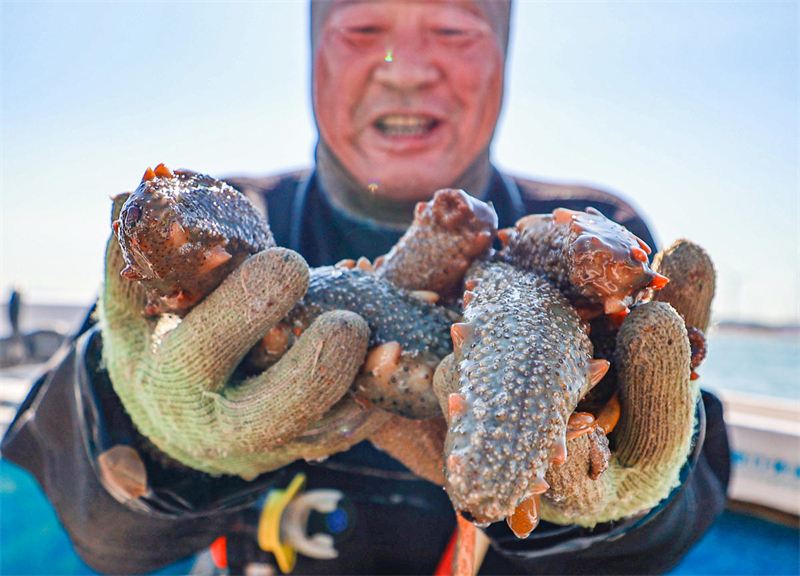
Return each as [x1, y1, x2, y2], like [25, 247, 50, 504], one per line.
[99, 194, 370, 479]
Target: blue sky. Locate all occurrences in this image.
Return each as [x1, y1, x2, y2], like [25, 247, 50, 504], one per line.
[1, 1, 798, 326]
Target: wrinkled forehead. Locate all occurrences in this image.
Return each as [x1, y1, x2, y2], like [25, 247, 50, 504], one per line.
[310, 0, 512, 55]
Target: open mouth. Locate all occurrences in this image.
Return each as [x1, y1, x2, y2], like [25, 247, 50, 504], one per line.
[374, 114, 439, 137]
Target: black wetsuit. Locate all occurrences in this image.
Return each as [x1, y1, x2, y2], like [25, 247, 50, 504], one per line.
[1, 167, 730, 575]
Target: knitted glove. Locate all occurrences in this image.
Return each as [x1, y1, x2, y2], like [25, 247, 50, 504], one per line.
[653, 239, 715, 332]
[99, 194, 371, 480]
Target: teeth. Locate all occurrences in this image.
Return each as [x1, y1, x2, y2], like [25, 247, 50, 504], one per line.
[381, 115, 431, 127]
[376, 115, 435, 136]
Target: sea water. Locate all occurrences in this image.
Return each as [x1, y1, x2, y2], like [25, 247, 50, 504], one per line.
[700, 328, 800, 402]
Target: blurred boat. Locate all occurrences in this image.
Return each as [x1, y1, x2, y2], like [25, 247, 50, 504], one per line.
[720, 390, 800, 517]
[0, 300, 90, 444]
[0, 298, 88, 368]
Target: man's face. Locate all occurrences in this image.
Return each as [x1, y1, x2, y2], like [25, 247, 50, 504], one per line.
[314, 0, 504, 201]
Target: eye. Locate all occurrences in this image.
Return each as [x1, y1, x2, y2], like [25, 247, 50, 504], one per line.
[427, 7, 489, 48]
[434, 27, 468, 36]
[339, 24, 387, 49]
[431, 26, 482, 47]
[347, 25, 384, 35]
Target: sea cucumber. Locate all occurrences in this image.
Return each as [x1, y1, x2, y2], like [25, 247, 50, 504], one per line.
[268, 266, 455, 419]
[114, 164, 274, 315]
[500, 207, 668, 318]
[374, 188, 497, 302]
[441, 260, 609, 533]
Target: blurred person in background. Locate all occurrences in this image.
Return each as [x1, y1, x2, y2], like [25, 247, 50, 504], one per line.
[1, 1, 729, 574]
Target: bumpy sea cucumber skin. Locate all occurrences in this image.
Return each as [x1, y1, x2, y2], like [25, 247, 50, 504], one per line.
[299, 268, 453, 357]
[375, 188, 497, 300]
[542, 429, 611, 518]
[277, 267, 454, 418]
[116, 171, 274, 315]
[503, 208, 658, 316]
[445, 261, 594, 524]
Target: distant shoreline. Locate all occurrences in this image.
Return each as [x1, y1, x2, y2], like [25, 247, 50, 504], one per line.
[714, 321, 800, 337]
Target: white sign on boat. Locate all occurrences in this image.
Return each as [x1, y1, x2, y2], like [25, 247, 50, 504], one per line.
[722, 390, 800, 516]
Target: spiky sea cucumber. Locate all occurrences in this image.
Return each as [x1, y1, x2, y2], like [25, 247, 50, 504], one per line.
[270, 266, 455, 419]
[443, 260, 609, 532]
[500, 207, 667, 317]
[114, 164, 274, 315]
[375, 188, 497, 302]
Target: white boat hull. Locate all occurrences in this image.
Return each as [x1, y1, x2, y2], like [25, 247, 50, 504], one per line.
[721, 391, 800, 516]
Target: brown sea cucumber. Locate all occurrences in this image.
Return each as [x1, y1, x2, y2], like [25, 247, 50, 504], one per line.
[114, 164, 275, 316]
[375, 188, 497, 302]
[442, 260, 609, 533]
[500, 207, 667, 318]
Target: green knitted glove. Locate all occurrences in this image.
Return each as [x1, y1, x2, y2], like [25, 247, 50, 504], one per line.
[432, 303, 697, 530]
[99, 194, 371, 480]
[653, 239, 716, 332]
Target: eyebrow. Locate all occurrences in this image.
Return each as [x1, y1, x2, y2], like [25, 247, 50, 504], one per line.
[331, 0, 486, 18]
[443, 1, 485, 20]
[330, 0, 369, 12]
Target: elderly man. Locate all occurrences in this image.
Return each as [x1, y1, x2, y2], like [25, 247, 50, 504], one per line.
[1, 1, 729, 575]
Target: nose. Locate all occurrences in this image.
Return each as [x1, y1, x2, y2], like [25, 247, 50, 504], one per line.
[372, 39, 440, 92]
